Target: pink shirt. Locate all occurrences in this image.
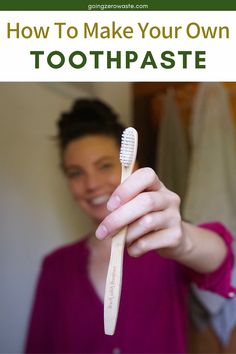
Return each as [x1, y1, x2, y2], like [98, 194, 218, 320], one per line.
[25, 222, 236, 353]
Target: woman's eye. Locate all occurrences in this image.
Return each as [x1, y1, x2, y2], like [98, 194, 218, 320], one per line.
[100, 163, 113, 170]
[66, 170, 83, 178]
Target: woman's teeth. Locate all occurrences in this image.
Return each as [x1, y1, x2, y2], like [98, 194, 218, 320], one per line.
[91, 194, 110, 206]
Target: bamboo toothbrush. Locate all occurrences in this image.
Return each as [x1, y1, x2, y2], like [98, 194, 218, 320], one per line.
[104, 127, 138, 336]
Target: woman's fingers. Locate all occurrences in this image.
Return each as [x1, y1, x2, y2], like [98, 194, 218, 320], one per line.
[107, 167, 162, 211]
[96, 191, 168, 239]
[96, 188, 180, 241]
[95, 166, 183, 258]
[127, 226, 183, 257]
[126, 208, 179, 246]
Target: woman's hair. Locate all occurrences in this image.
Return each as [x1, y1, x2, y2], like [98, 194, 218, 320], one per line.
[56, 98, 125, 153]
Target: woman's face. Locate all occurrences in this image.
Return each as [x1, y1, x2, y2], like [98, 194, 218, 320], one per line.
[63, 134, 121, 224]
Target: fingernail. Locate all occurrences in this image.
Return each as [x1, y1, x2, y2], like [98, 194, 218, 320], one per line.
[107, 195, 121, 211]
[128, 246, 140, 257]
[95, 224, 108, 239]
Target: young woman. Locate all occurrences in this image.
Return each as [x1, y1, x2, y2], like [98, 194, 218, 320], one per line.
[25, 99, 235, 354]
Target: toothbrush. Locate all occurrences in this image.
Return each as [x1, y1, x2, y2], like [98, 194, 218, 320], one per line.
[104, 127, 138, 336]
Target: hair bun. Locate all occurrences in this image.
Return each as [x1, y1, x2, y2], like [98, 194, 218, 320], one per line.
[71, 99, 118, 124]
[56, 98, 125, 151]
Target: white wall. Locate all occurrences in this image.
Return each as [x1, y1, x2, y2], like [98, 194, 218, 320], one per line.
[0, 83, 132, 353]
[93, 82, 133, 126]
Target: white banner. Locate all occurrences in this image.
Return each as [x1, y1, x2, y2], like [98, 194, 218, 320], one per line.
[0, 11, 235, 81]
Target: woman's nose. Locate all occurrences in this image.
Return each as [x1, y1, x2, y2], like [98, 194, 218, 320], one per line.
[85, 172, 102, 191]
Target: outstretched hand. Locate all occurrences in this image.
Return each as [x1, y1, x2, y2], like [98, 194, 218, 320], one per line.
[95, 167, 188, 260]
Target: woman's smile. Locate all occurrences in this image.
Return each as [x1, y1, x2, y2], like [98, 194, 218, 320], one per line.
[63, 134, 121, 223]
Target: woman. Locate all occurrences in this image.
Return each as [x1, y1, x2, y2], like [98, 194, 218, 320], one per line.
[25, 99, 235, 353]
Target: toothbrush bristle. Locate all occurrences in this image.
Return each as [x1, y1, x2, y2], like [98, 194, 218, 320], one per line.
[120, 127, 136, 167]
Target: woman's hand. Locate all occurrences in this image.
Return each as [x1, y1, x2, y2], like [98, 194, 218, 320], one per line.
[95, 167, 189, 260]
[96, 167, 227, 273]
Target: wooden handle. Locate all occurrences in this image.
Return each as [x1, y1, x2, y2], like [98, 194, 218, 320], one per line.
[104, 127, 138, 335]
[104, 226, 127, 335]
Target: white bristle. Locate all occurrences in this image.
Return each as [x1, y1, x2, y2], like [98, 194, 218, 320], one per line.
[120, 127, 136, 167]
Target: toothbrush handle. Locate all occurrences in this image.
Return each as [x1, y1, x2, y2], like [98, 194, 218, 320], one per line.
[104, 226, 127, 335]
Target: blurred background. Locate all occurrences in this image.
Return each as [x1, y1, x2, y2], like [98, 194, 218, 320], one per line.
[0, 82, 236, 353]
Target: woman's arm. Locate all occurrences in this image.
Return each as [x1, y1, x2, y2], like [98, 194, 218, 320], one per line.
[171, 221, 227, 273]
